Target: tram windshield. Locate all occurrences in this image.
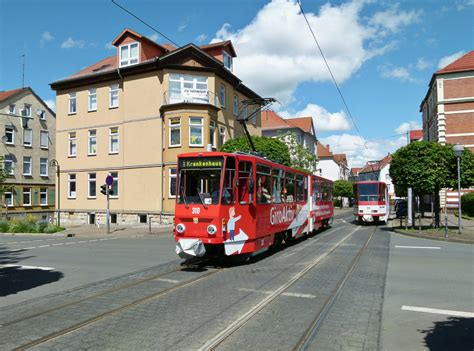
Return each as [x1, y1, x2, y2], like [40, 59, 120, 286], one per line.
[357, 183, 379, 202]
[177, 157, 223, 205]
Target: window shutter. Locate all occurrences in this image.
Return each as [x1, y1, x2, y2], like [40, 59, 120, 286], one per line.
[15, 187, 20, 206]
[33, 189, 38, 206]
[49, 188, 55, 206]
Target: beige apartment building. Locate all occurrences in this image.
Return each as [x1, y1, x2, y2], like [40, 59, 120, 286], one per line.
[0, 87, 56, 219]
[51, 28, 262, 225]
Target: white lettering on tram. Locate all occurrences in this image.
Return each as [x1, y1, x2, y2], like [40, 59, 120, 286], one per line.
[270, 206, 296, 225]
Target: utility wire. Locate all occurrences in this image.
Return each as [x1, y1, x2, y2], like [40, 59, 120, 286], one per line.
[296, 0, 366, 148]
[111, 0, 180, 47]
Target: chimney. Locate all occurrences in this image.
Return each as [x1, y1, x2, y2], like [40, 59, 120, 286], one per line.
[326, 144, 330, 151]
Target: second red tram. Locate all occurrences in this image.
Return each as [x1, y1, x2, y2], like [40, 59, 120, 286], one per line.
[353, 181, 389, 223]
[174, 152, 334, 258]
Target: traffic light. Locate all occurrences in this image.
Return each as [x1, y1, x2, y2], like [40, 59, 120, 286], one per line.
[100, 184, 107, 195]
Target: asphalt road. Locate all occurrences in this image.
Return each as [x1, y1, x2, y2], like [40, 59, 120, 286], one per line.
[0, 212, 472, 350]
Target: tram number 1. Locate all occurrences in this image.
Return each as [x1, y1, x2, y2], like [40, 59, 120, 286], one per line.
[192, 207, 201, 215]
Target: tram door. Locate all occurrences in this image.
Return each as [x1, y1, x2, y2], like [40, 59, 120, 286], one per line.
[235, 159, 254, 237]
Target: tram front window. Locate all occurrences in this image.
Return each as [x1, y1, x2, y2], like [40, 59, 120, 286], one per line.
[358, 183, 379, 202]
[177, 158, 223, 205]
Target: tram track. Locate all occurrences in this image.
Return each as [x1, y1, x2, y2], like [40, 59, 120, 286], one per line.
[200, 225, 368, 351]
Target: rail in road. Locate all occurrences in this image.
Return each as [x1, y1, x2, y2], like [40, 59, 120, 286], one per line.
[1, 216, 381, 350]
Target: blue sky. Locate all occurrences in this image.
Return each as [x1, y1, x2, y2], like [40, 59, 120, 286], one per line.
[1, 0, 472, 166]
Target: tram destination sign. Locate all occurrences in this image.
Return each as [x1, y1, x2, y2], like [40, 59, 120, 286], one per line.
[179, 157, 223, 169]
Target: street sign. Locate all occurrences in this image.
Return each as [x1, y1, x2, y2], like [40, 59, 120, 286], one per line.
[106, 175, 114, 186]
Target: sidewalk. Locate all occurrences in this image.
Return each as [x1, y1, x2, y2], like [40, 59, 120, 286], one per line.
[60, 224, 174, 238]
[389, 211, 474, 244]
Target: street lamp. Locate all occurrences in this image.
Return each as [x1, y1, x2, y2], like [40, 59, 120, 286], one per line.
[50, 159, 60, 227]
[453, 144, 464, 234]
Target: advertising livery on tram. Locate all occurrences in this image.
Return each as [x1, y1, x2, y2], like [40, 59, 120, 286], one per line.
[173, 152, 334, 258]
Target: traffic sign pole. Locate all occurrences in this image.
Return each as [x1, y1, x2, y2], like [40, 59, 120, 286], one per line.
[106, 184, 110, 234]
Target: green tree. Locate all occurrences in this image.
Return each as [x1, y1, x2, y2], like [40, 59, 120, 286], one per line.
[220, 136, 291, 167]
[389, 141, 474, 226]
[333, 179, 353, 208]
[275, 132, 318, 173]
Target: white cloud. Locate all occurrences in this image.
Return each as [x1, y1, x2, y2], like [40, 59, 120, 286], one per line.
[44, 99, 56, 112]
[40, 31, 54, 47]
[178, 24, 187, 32]
[105, 42, 115, 50]
[280, 103, 352, 132]
[415, 57, 431, 70]
[147, 33, 159, 42]
[395, 121, 421, 134]
[437, 51, 465, 69]
[195, 34, 207, 43]
[211, 0, 419, 106]
[369, 5, 422, 35]
[61, 37, 86, 49]
[378, 65, 416, 82]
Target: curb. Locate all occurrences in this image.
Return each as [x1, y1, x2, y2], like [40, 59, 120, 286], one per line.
[391, 228, 474, 245]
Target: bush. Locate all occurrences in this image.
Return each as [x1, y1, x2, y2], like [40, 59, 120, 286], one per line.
[0, 220, 10, 233]
[36, 221, 49, 233]
[461, 192, 474, 217]
[333, 199, 342, 208]
[43, 224, 65, 234]
[10, 220, 37, 233]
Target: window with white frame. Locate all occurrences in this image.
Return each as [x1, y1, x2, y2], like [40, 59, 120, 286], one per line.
[223, 51, 233, 71]
[40, 130, 49, 149]
[23, 128, 32, 147]
[5, 126, 14, 144]
[23, 104, 32, 117]
[219, 126, 226, 147]
[68, 132, 77, 157]
[169, 168, 177, 198]
[38, 109, 46, 120]
[189, 117, 203, 146]
[169, 118, 181, 147]
[68, 174, 76, 198]
[4, 191, 13, 207]
[219, 84, 226, 108]
[68, 92, 77, 114]
[88, 173, 96, 198]
[40, 158, 48, 177]
[40, 188, 48, 206]
[88, 130, 97, 155]
[169, 74, 208, 104]
[243, 105, 248, 120]
[88, 88, 97, 111]
[4, 155, 14, 175]
[23, 188, 31, 206]
[23, 156, 32, 176]
[8, 104, 15, 114]
[109, 84, 119, 108]
[210, 120, 216, 148]
[109, 127, 119, 154]
[233, 95, 238, 116]
[119, 42, 139, 67]
[109, 171, 118, 197]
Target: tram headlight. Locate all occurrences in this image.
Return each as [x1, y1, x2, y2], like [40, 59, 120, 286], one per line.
[176, 223, 186, 234]
[207, 224, 217, 235]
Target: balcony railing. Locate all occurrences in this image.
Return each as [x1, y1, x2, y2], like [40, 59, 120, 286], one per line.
[163, 90, 221, 108]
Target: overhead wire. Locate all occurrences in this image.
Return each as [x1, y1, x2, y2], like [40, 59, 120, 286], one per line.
[111, 0, 180, 47]
[296, 0, 369, 151]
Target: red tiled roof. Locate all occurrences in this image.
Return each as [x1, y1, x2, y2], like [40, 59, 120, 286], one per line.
[200, 40, 237, 57]
[71, 56, 117, 78]
[359, 154, 392, 173]
[317, 141, 333, 158]
[350, 167, 362, 175]
[0, 87, 25, 102]
[333, 153, 348, 166]
[436, 50, 474, 74]
[261, 110, 291, 129]
[286, 117, 313, 134]
[410, 129, 423, 141]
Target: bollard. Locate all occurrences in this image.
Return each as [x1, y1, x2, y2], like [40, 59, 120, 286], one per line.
[149, 216, 152, 234]
[444, 215, 448, 238]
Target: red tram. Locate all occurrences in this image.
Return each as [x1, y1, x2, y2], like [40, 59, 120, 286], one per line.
[174, 152, 334, 258]
[353, 181, 389, 224]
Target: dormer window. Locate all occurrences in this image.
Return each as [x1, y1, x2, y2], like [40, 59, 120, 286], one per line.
[120, 42, 139, 67]
[223, 51, 233, 71]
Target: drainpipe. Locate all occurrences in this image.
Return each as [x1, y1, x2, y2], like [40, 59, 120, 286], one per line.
[160, 112, 164, 224]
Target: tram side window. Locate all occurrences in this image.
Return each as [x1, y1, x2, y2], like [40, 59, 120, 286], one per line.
[296, 174, 307, 202]
[272, 168, 284, 204]
[285, 172, 295, 203]
[222, 157, 235, 204]
[256, 164, 271, 204]
[238, 161, 253, 204]
[321, 181, 329, 202]
[379, 183, 386, 202]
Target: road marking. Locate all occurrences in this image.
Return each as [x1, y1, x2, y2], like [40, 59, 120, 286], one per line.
[23, 246, 36, 250]
[395, 245, 441, 250]
[154, 278, 180, 284]
[0, 264, 55, 271]
[38, 245, 50, 248]
[238, 288, 316, 299]
[402, 305, 474, 318]
[52, 243, 64, 246]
